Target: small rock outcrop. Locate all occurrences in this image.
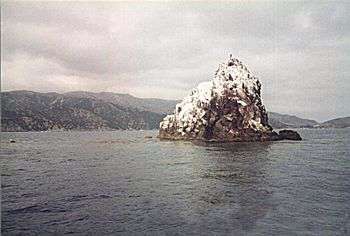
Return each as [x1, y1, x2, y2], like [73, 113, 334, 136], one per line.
[278, 130, 302, 140]
[158, 55, 301, 142]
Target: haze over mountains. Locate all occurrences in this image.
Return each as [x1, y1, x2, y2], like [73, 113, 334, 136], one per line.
[1, 90, 349, 132]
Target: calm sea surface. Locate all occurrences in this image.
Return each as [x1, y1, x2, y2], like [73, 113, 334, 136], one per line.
[1, 129, 349, 235]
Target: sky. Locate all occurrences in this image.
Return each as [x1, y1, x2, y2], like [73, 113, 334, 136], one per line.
[1, 1, 349, 122]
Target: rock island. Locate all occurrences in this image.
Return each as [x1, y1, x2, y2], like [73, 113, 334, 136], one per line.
[159, 55, 301, 141]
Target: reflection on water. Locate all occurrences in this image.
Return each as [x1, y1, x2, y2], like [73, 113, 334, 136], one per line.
[1, 130, 350, 235]
[188, 142, 273, 232]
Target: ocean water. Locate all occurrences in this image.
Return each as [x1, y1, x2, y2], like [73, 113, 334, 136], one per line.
[1, 129, 349, 235]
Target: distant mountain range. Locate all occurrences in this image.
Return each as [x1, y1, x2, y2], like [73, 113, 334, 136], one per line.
[65, 91, 179, 114]
[317, 116, 350, 128]
[1, 91, 164, 132]
[267, 112, 349, 129]
[1, 90, 349, 131]
[267, 112, 319, 129]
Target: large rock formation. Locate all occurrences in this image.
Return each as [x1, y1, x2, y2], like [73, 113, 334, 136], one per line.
[159, 55, 300, 141]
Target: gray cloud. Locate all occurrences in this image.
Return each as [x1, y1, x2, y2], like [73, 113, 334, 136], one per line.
[1, 1, 349, 121]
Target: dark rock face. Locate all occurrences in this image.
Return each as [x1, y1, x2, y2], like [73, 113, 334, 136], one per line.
[158, 56, 301, 142]
[278, 130, 302, 140]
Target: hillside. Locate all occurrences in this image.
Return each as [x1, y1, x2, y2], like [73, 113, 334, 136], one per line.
[267, 112, 319, 128]
[319, 117, 350, 128]
[65, 91, 179, 114]
[1, 91, 164, 132]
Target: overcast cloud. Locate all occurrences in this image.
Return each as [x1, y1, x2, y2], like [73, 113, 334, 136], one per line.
[1, 1, 349, 121]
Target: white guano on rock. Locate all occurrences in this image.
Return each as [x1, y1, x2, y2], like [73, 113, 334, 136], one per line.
[159, 55, 281, 141]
